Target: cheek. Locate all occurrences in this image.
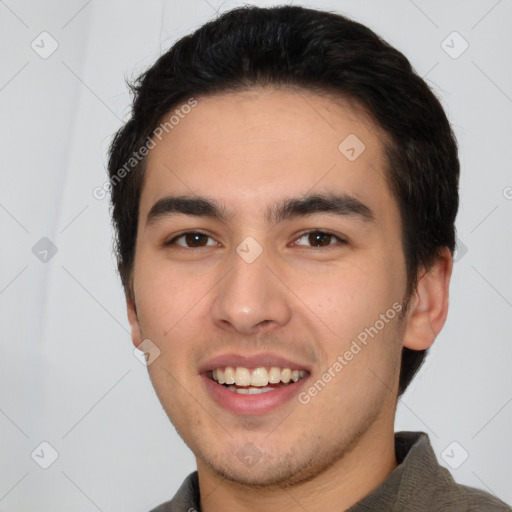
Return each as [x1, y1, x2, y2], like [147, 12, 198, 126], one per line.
[294, 260, 395, 328]
[133, 255, 210, 339]
[293, 258, 404, 369]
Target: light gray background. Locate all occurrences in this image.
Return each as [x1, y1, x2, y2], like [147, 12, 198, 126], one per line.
[1, 0, 511, 510]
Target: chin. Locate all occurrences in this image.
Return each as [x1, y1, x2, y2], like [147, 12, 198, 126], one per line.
[206, 455, 318, 489]
[197, 436, 343, 490]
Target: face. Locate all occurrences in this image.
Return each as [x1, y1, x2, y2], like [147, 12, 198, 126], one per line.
[128, 88, 410, 487]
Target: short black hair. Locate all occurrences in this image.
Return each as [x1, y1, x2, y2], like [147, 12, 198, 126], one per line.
[108, 5, 459, 396]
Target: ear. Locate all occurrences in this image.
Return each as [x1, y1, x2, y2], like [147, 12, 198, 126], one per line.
[402, 247, 453, 351]
[127, 294, 143, 349]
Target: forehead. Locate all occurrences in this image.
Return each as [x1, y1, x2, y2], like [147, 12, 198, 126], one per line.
[141, 87, 395, 224]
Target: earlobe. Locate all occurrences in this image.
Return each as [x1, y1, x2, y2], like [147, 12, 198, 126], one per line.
[126, 295, 143, 349]
[402, 247, 453, 351]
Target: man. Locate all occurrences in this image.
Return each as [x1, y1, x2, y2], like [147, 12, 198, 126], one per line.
[107, 5, 510, 511]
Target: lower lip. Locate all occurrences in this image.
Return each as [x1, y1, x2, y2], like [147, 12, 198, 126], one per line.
[201, 374, 309, 415]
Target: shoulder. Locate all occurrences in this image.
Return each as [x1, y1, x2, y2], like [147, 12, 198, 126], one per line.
[147, 472, 200, 512]
[148, 501, 173, 512]
[148, 498, 197, 512]
[431, 481, 511, 511]
[426, 449, 510, 511]
[394, 432, 510, 511]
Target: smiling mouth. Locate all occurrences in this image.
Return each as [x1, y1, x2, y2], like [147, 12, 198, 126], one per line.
[209, 366, 308, 394]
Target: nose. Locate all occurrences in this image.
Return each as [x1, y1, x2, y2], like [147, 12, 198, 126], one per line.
[210, 246, 292, 335]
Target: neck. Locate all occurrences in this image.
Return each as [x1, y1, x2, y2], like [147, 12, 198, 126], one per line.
[197, 422, 397, 512]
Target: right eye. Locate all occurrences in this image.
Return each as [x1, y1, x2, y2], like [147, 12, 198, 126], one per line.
[165, 231, 218, 248]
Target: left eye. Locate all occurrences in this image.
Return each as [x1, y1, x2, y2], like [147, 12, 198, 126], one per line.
[293, 231, 346, 247]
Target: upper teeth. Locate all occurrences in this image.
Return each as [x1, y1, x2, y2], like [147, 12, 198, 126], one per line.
[211, 367, 306, 387]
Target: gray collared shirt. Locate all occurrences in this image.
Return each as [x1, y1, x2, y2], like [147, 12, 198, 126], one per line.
[150, 431, 510, 511]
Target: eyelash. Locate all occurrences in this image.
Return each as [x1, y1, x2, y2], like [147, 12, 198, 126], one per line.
[164, 230, 348, 249]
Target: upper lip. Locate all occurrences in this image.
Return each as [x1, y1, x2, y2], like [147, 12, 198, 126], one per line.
[198, 352, 312, 374]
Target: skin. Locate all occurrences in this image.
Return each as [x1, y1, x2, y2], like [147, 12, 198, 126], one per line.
[127, 88, 452, 511]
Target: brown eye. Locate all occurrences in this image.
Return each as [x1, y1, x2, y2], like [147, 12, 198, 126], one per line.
[294, 231, 346, 248]
[168, 232, 216, 248]
[308, 232, 332, 246]
[184, 233, 208, 247]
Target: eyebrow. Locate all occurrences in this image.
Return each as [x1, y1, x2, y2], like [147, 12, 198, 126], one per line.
[146, 193, 375, 226]
[269, 193, 375, 224]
